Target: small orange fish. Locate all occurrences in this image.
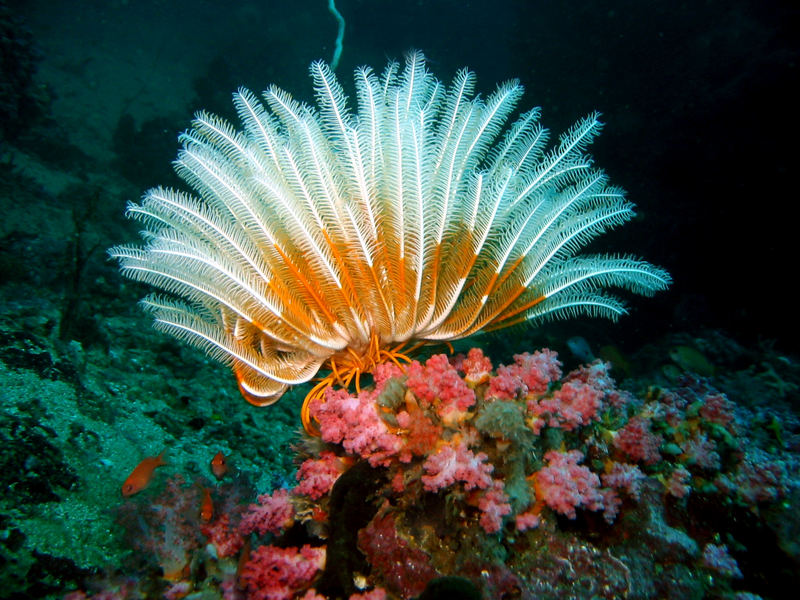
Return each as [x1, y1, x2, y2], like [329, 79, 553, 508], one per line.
[121, 451, 166, 497]
[200, 487, 214, 522]
[236, 538, 251, 590]
[210, 451, 229, 480]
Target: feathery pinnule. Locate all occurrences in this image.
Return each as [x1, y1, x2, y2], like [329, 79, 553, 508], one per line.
[110, 52, 670, 432]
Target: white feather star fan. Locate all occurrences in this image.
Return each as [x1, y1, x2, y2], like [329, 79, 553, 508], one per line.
[110, 52, 670, 430]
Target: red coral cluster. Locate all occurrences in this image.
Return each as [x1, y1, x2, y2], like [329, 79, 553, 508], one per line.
[357, 512, 438, 598]
[116, 475, 205, 581]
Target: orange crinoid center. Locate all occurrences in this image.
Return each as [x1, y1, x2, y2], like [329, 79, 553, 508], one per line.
[301, 333, 421, 433]
[234, 326, 421, 434]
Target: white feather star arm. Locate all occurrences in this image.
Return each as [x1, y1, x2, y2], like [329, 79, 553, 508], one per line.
[110, 52, 670, 431]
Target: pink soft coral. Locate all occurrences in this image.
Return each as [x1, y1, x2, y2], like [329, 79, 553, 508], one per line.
[238, 544, 326, 600]
[486, 350, 561, 400]
[459, 347, 493, 386]
[601, 462, 645, 500]
[421, 440, 493, 492]
[475, 480, 512, 533]
[123, 474, 203, 581]
[294, 451, 347, 500]
[514, 350, 563, 394]
[532, 450, 603, 519]
[699, 393, 736, 428]
[395, 403, 442, 462]
[526, 380, 604, 434]
[310, 387, 402, 467]
[406, 354, 475, 425]
[680, 431, 721, 470]
[613, 416, 663, 465]
[525, 361, 623, 434]
[666, 466, 692, 498]
[201, 514, 245, 558]
[514, 511, 540, 531]
[702, 543, 742, 578]
[239, 488, 295, 537]
[565, 359, 615, 391]
[732, 448, 787, 504]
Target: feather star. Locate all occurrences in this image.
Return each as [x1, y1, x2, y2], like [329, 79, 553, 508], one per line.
[110, 52, 670, 432]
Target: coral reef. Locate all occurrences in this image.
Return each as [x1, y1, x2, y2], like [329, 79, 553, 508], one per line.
[59, 346, 798, 599]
